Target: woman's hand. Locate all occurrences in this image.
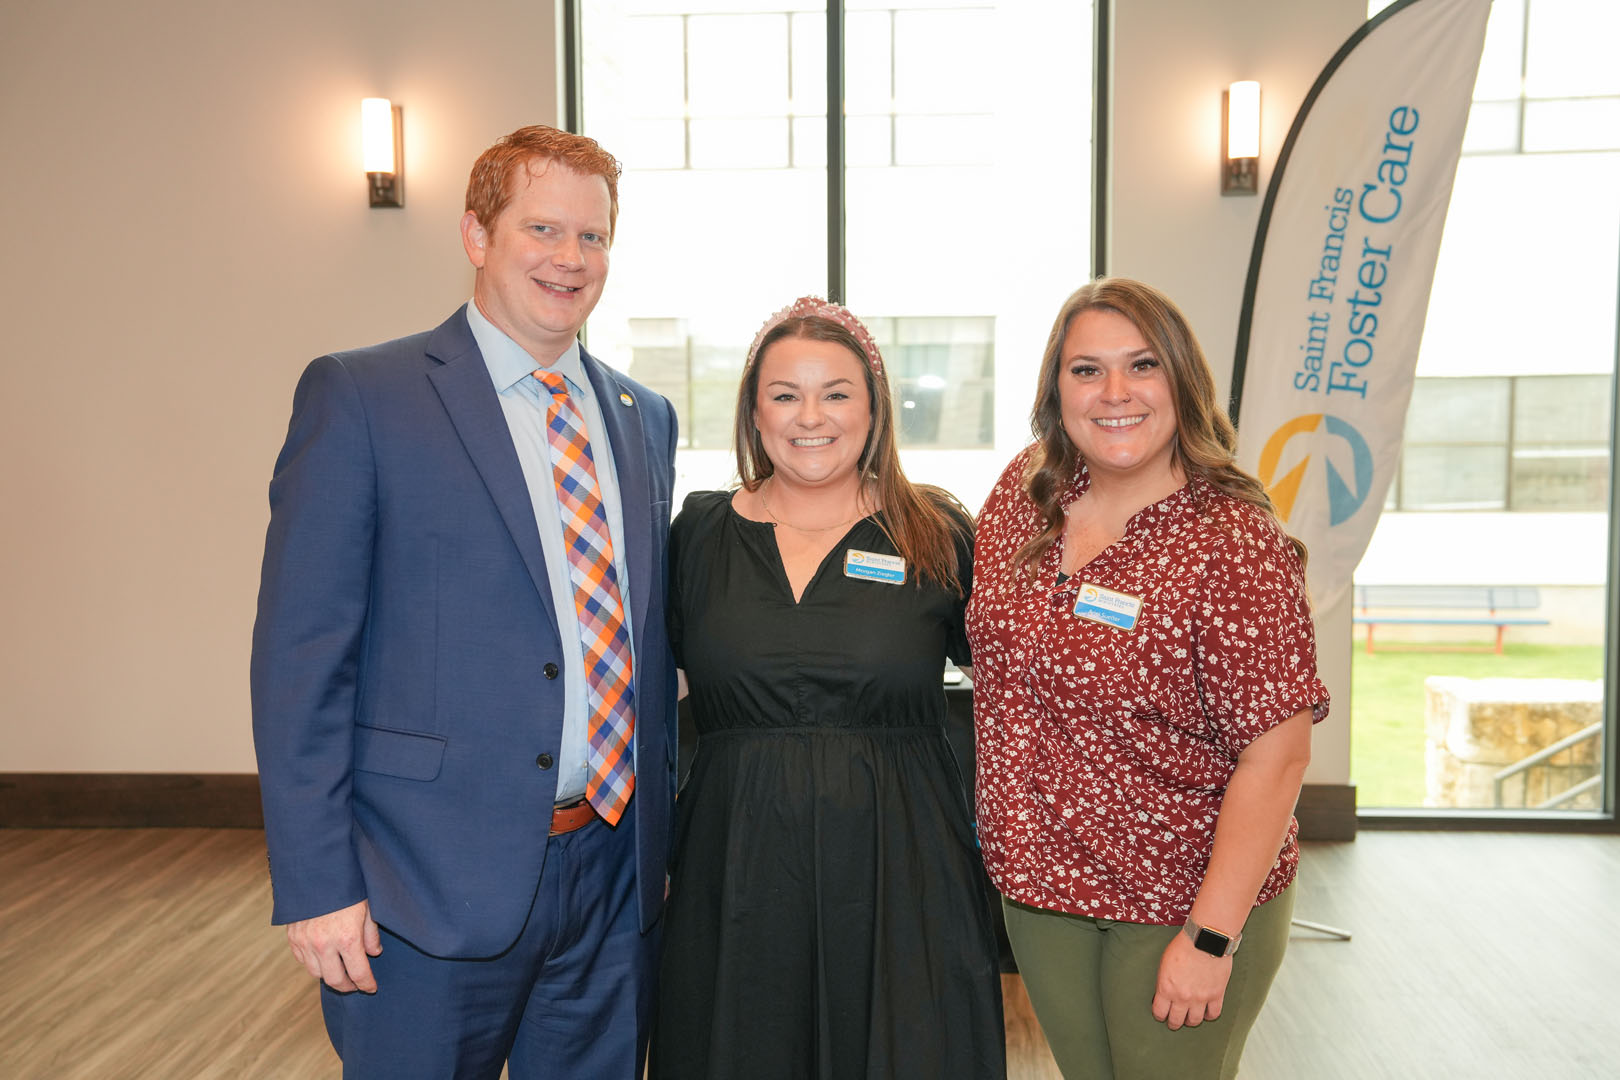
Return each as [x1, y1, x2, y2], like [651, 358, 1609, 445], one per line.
[1151, 930, 1232, 1030]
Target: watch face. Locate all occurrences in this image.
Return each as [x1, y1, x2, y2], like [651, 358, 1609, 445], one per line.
[1193, 927, 1231, 956]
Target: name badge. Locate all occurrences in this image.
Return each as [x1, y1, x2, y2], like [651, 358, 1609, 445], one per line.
[844, 549, 907, 585]
[1072, 581, 1143, 630]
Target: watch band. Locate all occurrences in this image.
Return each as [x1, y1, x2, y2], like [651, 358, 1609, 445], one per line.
[1182, 917, 1242, 957]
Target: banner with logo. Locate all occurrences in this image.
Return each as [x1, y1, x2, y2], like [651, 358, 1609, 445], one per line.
[1230, 0, 1491, 612]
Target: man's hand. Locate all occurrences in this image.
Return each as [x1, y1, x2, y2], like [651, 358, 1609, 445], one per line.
[1151, 931, 1232, 1030]
[286, 899, 382, 993]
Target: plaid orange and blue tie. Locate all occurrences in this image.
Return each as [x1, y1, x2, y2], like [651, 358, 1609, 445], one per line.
[534, 370, 635, 826]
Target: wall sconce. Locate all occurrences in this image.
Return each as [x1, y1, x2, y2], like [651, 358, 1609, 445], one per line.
[362, 97, 404, 208]
[1222, 81, 1260, 196]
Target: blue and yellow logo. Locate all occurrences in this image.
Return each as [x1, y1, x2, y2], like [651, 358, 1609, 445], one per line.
[1257, 414, 1373, 526]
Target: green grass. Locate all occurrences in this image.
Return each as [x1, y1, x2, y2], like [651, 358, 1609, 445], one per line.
[1350, 642, 1605, 808]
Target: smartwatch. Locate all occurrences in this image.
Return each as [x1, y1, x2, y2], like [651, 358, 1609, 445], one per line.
[1182, 917, 1242, 958]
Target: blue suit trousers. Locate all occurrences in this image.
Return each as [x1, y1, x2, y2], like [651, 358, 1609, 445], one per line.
[321, 817, 659, 1079]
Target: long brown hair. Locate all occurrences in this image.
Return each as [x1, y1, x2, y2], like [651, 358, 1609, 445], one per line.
[1014, 277, 1304, 574]
[734, 314, 966, 594]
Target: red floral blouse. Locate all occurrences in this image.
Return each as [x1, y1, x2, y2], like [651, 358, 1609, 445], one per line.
[966, 449, 1329, 924]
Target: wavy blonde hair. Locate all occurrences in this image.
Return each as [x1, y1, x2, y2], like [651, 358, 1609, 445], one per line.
[1014, 277, 1304, 574]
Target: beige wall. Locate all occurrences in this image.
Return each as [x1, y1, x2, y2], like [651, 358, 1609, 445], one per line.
[1109, 0, 1367, 393]
[1, 0, 1370, 780]
[0, 0, 560, 770]
[1108, 0, 1367, 785]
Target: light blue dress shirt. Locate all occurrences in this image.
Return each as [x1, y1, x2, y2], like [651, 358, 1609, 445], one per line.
[466, 300, 635, 805]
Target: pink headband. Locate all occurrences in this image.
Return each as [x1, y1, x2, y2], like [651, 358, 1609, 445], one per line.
[745, 296, 886, 377]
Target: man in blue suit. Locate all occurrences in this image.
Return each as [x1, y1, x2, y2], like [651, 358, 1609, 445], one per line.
[251, 126, 677, 1078]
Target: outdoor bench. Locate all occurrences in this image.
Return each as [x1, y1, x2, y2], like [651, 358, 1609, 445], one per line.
[1352, 584, 1549, 655]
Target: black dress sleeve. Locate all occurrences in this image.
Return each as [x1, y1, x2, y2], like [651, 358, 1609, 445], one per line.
[666, 489, 735, 670]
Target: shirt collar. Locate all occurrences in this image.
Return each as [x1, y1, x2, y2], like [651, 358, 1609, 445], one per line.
[464, 299, 586, 396]
[1067, 460, 1201, 535]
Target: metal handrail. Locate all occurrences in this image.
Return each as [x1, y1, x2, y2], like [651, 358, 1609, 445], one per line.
[1492, 722, 1604, 807]
[1536, 774, 1603, 810]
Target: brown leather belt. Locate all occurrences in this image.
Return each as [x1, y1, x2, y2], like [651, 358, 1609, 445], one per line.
[550, 798, 598, 836]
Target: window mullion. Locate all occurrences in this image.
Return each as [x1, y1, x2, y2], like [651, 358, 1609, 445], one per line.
[826, 2, 846, 304]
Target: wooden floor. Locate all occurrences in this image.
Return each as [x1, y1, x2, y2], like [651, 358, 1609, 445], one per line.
[1, 829, 1616, 1079]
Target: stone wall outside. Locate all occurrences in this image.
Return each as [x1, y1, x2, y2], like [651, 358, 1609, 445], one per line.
[1423, 677, 1603, 809]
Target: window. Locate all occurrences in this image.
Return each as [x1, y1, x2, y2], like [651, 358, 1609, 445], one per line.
[1355, 0, 1619, 817]
[1460, 0, 1620, 154]
[1389, 374, 1612, 513]
[871, 316, 996, 448]
[1510, 375, 1612, 511]
[576, 0, 1094, 500]
[1369, 0, 1620, 156]
[622, 312, 995, 451]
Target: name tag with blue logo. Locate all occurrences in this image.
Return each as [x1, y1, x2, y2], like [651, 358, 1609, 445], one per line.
[844, 549, 907, 585]
[1073, 582, 1143, 630]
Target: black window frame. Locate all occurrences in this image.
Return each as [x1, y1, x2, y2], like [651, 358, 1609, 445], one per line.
[561, 0, 1112, 305]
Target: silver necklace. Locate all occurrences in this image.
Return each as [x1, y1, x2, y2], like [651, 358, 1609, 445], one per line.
[759, 481, 863, 533]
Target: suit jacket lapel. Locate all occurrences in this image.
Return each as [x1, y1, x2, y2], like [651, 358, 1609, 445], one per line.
[581, 348, 654, 641]
[424, 308, 557, 624]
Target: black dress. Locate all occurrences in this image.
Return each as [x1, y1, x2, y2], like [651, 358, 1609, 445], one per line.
[653, 490, 1005, 1080]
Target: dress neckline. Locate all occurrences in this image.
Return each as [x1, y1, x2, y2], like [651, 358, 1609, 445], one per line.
[725, 491, 880, 606]
[1055, 474, 1202, 582]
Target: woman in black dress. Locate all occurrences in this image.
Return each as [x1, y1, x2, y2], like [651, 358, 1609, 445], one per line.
[652, 297, 1005, 1079]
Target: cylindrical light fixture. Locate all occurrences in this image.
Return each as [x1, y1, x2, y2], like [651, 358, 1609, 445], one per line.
[1222, 81, 1260, 196]
[362, 97, 404, 207]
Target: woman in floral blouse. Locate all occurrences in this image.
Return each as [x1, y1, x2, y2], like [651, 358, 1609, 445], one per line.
[967, 278, 1327, 1080]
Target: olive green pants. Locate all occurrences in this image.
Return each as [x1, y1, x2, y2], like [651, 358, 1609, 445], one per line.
[1003, 886, 1294, 1080]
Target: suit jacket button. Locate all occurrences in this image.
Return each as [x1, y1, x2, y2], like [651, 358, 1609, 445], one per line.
[543, 663, 559, 680]
[536, 753, 554, 770]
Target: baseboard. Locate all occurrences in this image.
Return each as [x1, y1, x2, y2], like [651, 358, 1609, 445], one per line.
[0, 772, 1357, 840]
[1297, 782, 1357, 841]
[0, 773, 263, 828]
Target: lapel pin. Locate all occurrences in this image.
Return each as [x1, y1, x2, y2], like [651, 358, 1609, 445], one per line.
[619, 392, 635, 407]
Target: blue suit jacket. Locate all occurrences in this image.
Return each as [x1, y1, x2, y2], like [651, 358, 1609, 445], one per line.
[251, 306, 678, 957]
